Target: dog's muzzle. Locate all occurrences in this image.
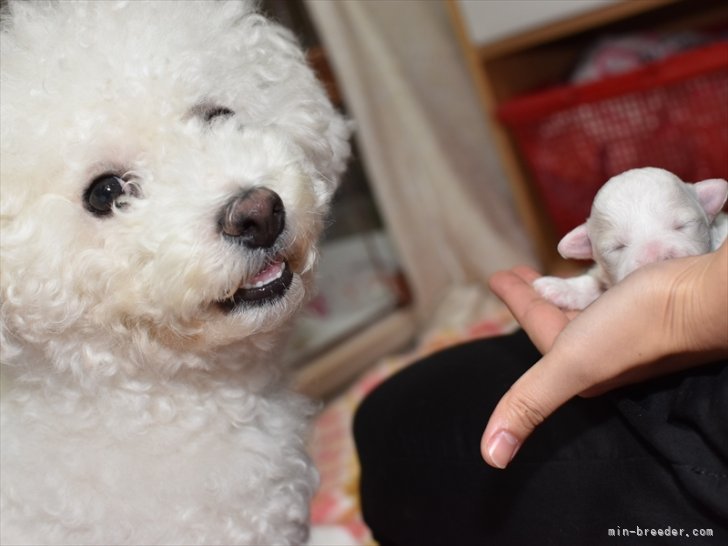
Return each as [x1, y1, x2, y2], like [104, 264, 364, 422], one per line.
[217, 187, 293, 310]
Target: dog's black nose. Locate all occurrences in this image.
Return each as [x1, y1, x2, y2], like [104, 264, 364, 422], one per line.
[220, 187, 285, 249]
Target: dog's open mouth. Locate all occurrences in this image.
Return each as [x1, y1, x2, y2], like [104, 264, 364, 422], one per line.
[218, 259, 293, 311]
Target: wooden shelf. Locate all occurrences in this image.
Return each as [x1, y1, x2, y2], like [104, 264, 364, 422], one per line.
[475, 0, 676, 62]
[294, 308, 417, 400]
[447, 0, 728, 271]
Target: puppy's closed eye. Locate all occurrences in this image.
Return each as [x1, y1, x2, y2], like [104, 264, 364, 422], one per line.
[673, 220, 695, 231]
[604, 241, 627, 255]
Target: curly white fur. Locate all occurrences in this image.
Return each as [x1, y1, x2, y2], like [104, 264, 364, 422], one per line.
[0, 1, 350, 544]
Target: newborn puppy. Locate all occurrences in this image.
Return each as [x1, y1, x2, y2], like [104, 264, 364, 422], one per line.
[534, 167, 728, 310]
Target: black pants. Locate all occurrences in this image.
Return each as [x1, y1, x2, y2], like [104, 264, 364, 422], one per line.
[354, 330, 728, 545]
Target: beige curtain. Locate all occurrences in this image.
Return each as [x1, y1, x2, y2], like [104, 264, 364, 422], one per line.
[306, 0, 535, 320]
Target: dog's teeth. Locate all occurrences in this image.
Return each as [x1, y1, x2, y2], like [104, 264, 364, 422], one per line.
[243, 261, 285, 289]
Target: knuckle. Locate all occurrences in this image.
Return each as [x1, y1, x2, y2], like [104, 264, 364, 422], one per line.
[507, 391, 548, 431]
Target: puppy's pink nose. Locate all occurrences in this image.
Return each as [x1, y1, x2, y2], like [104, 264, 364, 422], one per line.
[220, 187, 285, 249]
[635, 241, 678, 267]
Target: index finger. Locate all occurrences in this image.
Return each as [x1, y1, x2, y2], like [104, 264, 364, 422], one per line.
[488, 267, 572, 354]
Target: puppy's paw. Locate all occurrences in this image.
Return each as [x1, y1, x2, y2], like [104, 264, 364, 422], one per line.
[533, 275, 602, 310]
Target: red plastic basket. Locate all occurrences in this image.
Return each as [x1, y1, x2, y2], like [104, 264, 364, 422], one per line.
[497, 42, 728, 237]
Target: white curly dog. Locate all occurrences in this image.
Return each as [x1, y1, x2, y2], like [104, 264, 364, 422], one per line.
[0, 1, 350, 544]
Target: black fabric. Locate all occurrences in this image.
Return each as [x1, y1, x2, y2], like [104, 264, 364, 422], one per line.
[354, 329, 728, 545]
[614, 362, 728, 523]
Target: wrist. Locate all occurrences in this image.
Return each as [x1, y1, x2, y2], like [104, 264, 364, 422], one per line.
[660, 246, 728, 358]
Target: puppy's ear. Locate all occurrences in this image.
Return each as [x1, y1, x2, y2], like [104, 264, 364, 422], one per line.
[557, 224, 593, 260]
[693, 178, 728, 220]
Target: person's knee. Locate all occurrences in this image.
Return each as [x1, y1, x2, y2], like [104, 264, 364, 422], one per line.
[353, 379, 395, 456]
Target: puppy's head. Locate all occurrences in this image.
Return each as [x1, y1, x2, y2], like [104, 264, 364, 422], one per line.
[558, 167, 727, 284]
[0, 1, 350, 380]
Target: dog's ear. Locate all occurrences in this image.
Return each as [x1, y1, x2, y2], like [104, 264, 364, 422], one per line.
[557, 224, 593, 260]
[693, 178, 728, 220]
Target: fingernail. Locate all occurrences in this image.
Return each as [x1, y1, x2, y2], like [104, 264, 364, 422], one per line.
[487, 430, 520, 469]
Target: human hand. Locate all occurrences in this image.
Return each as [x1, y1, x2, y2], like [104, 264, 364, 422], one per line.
[481, 243, 728, 469]
[487, 266, 578, 354]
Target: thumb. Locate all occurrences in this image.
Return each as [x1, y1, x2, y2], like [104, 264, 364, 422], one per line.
[481, 354, 578, 468]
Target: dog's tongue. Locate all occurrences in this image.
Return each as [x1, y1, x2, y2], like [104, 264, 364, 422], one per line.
[245, 260, 285, 289]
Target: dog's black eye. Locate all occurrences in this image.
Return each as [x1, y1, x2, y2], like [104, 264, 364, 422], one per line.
[188, 103, 235, 125]
[202, 106, 234, 123]
[84, 174, 125, 216]
[190, 103, 235, 123]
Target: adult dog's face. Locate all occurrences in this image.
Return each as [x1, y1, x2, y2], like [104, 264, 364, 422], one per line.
[0, 1, 350, 376]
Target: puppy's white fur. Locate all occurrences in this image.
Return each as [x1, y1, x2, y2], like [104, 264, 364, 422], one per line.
[534, 167, 728, 310]
[0, 1, 350, 544]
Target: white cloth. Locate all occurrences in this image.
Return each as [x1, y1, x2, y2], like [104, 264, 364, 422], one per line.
[307, 0, 535, 319]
